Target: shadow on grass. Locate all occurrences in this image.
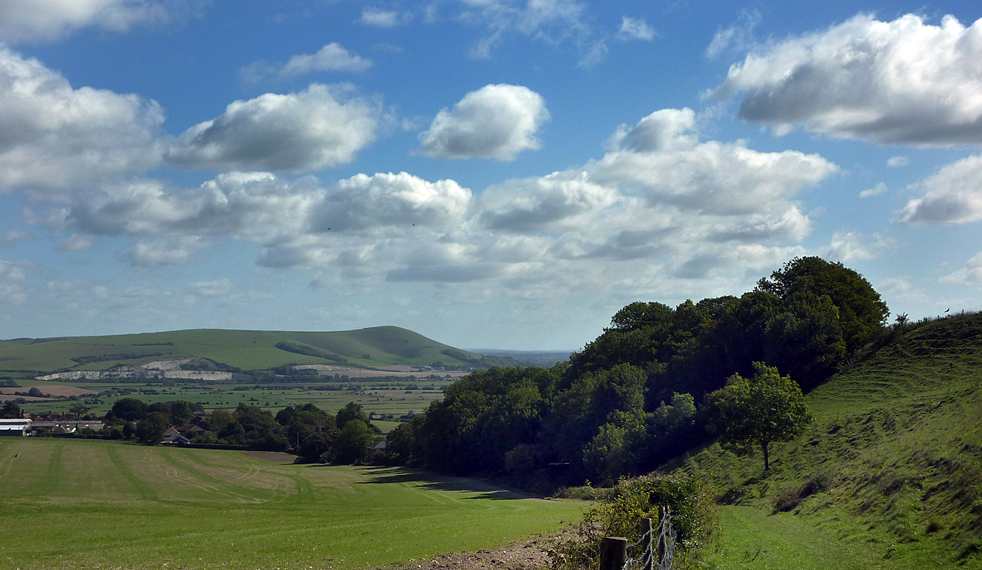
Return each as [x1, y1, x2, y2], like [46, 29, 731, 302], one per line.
[354, 465, 533, 500]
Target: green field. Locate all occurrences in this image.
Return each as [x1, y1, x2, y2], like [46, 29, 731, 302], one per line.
[13, 381, 447, 429]
[0, 438, 584, 570]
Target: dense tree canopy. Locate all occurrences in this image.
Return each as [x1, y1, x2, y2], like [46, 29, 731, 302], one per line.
[388, 257, 884, 488]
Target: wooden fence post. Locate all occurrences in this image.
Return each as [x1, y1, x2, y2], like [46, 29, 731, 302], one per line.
[600, 537, 627, 570]
[640, 518, 653, 570]
[656, 506, 666, 566]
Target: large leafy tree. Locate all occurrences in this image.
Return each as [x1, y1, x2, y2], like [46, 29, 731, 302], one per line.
[757, 256, 889, 353]
[707, 362, 812, 470]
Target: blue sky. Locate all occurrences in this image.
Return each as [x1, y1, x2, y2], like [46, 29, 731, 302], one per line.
[1, 0, 981, 351]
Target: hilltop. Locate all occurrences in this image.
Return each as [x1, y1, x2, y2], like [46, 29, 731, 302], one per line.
[0, 326, 514, 380]
[681, 312, 982, 569]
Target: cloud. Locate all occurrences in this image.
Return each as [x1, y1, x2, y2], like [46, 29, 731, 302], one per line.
[477, 172, 617, 232]
[706, 9, 760, 59]
[0, 260, 29, 304]
[167, 84, 380, 172]
[242, 44, 372, 83]
[57, 234, 97, 251]
[824, 231, 891, 262]
[898, 154, 982, 225]
[878, 276, 929, 304]
[313, 172, 472, 232]
[0, 48, 165, 194]
[887, 156, 908, 168]
[941, 252, 982, 286]
[419, 84, 549, 160]
[68, 173, 320, 242]
[617, 16, 655, 41]
[48, 104, 836, 300]
[712, 13, 982, 145]
[121, 236, 205, 267]
[1, 230, 31, 245]
[357, 7, 410, 27]
[190, 278, 233, 297]
[0, 0, 174, 43]
[459, 0, 590, 59]
[593, 108, 837, 215]
[859, 182, 888, 198]
[578, 40, 608, 68]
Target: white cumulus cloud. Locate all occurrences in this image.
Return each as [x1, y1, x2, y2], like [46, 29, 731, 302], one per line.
[419, 84, 549, 161]
[0, 0, 173, 43]
[713, 13, 982, 145]
[478, 172, 618, 232]
[167, 84, 380, 172]
[242, 44, 373, 83]
[941, 252, 982, 286]
[313, 172, 472, 232]
[898, 154, 982, 225]
[593, 108, 838, 215]
[0, 48, 165, 195]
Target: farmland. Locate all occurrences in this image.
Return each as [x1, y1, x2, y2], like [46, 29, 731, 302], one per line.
[7, 381, 450, 430]
[0, 438, 584, 570]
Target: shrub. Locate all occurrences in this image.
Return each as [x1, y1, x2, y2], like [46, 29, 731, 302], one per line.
[550, 473, 718, 570]
[772, 471, 835, 512]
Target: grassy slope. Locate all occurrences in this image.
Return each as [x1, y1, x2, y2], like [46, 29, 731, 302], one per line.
[681, 313, 982, 570]
[0, 326, 484, 376]
[0, 438, 584, 570]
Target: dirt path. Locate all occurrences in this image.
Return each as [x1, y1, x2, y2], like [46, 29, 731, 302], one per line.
[377, 536, 557, 570]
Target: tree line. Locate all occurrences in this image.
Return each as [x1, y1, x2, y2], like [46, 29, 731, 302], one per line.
[101, 397, 379, 465]
[383, 257, 888, 488]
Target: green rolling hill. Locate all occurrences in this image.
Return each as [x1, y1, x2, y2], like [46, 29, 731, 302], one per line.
[682, 312, 982, 569]
[0, 326, 504, 378]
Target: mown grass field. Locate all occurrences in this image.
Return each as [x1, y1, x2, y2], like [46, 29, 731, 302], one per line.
[684, 314, 982, 570]
[0, 438, 584, 570]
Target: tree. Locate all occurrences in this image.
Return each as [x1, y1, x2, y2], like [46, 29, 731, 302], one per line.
[707, 362, 812, 470]
[336, 402, 367, 429]
[757, 256, 889, 353]
[68, 402, 89, 420]
[107, 398, 148, 422]
[135, 412, 169, 445]
[333, 420, 374, 464]
[1, 400, 22, 419]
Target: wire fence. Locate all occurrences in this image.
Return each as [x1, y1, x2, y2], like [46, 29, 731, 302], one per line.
[601, 507, 676, 570]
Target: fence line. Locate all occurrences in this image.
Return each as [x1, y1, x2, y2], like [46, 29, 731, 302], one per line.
[600, 507, 676, 570]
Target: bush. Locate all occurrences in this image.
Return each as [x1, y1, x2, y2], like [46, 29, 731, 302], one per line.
[550, 473, 718, 570]
[772, 471, 835, 513]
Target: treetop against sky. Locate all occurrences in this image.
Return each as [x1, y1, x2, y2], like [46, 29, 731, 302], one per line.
[0, 0, 980, 350]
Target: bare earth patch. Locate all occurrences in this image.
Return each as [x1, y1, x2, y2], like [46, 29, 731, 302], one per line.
[378, 537, 556, 570]
[0, 385, 96, 402]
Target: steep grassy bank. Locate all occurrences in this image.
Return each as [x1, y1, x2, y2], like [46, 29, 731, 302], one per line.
[682, 313, 982, 569]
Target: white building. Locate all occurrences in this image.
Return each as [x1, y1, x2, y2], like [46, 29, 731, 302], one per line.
[0, 419, 31, 437]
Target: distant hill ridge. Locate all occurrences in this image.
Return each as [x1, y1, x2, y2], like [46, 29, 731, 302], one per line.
[0, 326, 516, 378]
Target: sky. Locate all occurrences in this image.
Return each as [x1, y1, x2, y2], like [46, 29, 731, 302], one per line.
[1, 0, 982, 351]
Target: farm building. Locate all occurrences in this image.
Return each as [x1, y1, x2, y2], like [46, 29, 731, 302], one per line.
[0, 419, 31, 436]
